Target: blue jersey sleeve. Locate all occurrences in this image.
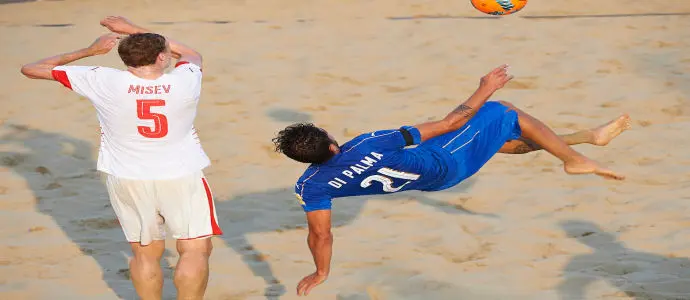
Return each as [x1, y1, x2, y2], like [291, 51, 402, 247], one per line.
[295, 182, 332, 212]
[360, 126, 422, 151]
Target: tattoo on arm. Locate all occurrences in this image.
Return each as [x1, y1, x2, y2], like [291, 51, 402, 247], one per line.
[455, 104, 475, 118]
[510, 138, 542, 154]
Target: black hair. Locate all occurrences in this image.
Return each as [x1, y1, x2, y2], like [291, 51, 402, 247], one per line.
[272, 123, 336, 164]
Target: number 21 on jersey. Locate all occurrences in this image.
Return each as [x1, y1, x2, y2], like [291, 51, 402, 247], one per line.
[361, 167, 420, 193]
[137, 99, 168, 138]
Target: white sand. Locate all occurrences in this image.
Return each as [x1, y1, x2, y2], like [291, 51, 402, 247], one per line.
[1, 0, 690, 299]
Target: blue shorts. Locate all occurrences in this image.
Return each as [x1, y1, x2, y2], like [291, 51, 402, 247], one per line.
[420, 101, 522, 191]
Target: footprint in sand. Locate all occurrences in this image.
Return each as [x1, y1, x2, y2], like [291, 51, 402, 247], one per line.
[1, 153, 27, 167]
[449, 242, 494, 264]
[596, 59, 625, 74]
[635, 157, 663, 166]
[661, 104, 685, 117]
[558, 80, 585, 90]
[44, 182, 62, 190]
[314, 73, 365, 86]
[637, 120, 652, 127]
[599, 101, 620, 108]
[537, 242, 569, 259]
[35, 166, 51, 175]
[71, 217, 120, 230]
[383, 85, 414, 93]
[266, 108, 312, 123]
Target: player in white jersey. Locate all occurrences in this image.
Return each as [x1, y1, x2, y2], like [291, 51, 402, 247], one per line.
[21, 16, 220, 300]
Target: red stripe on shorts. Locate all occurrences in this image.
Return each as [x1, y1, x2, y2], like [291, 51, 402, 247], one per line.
[202, 178, 223, 235]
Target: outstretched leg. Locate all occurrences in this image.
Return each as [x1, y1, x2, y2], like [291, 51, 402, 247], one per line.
[497, 101, 629, 180]
[500, 114, 631, 154]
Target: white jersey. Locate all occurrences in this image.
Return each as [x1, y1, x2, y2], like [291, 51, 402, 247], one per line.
[52, 62, 211, 180]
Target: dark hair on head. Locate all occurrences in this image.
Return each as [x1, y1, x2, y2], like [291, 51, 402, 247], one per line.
[118, 33, 167, 67]
[272, 123, 336, 164]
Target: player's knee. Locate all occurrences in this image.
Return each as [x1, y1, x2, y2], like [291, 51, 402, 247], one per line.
[175, 249, 211, 281]
[177, 238, 213, 258]
[130, 254, 162, 276]
[130, 241, 165, 262]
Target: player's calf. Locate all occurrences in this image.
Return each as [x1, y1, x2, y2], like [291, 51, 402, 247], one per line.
[174, 238, 213, 300]
[129, 241, 165, 300]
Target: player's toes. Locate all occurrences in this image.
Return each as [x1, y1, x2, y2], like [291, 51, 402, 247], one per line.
[621, 114, 632, 129]
[596, 169, 625, 180]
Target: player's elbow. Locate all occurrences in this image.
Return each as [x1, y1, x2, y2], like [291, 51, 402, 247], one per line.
[192, 52, 203, 65]
[192, 50, 202, 60]
[438, 118, 458, 132]
[182, 50, 202, 63]
[445, 115, 471, 131]
[20, 64, 37, 78]
[20, 63, 50, 80]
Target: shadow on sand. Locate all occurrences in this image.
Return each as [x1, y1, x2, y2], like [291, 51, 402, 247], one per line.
[558, 220, 690, 300]
[2, 123, 495, 299]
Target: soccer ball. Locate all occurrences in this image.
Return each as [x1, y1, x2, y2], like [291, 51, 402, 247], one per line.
[471, 0, 527, 16]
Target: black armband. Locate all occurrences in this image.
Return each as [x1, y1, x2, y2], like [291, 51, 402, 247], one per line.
[399, 128, 415, 146]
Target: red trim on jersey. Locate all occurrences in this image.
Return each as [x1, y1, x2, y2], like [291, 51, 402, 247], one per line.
[175, 61, 202, 72]
[202, 178, 223, 236]
[51, 70, 72, 90]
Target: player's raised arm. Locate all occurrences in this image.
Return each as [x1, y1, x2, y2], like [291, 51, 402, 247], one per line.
[20, 34, 119, 80]
[298, 209, 333, 296]
[100, 16, 202, 68]
[414, 65, 513, 142]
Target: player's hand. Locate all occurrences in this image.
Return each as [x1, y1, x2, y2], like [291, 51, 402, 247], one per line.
[87, 33, 120, 56]
[296, 272, 327, 296]
[479, 64, 513, 92]
[100, 16, 142, 35]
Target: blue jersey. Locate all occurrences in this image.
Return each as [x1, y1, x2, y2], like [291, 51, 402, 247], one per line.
[294, 101, 522, 212]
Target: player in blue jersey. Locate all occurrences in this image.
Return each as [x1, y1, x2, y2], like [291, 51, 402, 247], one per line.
[272, 65, 631, 296]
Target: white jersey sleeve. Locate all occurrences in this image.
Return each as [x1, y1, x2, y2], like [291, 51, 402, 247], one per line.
[52, 65, 118, 107]
[169, 61, 203, 99]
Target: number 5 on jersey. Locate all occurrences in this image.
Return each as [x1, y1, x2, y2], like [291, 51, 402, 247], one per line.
[137, 99, 168, 138]
[361, 167, 420, 193]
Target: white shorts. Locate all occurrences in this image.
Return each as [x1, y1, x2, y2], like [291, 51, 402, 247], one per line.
[104, 171, 223, 245]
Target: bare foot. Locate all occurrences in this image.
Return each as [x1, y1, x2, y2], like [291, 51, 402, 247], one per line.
[591, 114, 631, 146]
[564, 157, 625, 180]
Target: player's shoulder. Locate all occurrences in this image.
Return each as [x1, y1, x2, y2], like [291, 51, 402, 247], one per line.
[296, 165, 323, 184]
[294, 165, 331, 195]
[174, 61, 201, 68]
[170, 61, 202, 74]
[55, 65, 121, 74]
[340, 129, 400, 152]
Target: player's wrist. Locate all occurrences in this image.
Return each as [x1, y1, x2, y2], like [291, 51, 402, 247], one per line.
[476, 84, 496, 95]
[132, 26, 149, 34]
[81, 47, 99, 57]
